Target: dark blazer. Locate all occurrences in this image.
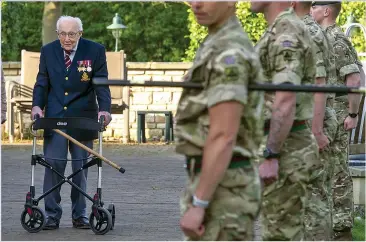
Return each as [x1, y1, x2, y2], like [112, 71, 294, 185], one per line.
[32, 38, 111, 141]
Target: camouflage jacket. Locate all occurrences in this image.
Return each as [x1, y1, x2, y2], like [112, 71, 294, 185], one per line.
[255, 7, 317, 121]
[302, 14, 337, 84]
[174, 15, 265, 158]
[324, 23, 362, 86]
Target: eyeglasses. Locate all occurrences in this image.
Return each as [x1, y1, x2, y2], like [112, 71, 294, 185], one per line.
[56, 31, 80, 39]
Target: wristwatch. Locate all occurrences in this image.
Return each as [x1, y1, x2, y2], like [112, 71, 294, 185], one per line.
[263, 147, 280, 159]
[349, 113, 358, 118]
[192, 195, 209, 209]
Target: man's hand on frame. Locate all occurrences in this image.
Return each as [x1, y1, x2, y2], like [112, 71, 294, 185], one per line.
[98, 111, 112, 127]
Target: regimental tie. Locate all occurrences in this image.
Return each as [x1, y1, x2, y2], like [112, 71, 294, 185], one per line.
[64, 49, 73, 70]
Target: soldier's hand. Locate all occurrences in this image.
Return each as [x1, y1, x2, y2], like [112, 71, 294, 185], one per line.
[259, 158, 279, 186]
[344, 115, 358, 131]
[180, 206, 205, 239]
[314, 132, 329, 151]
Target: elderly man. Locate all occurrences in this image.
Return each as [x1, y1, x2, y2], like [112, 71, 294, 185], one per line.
[31, 16, 111, 230]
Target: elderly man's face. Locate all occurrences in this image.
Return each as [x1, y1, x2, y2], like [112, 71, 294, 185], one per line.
[57, 19, 81, 51]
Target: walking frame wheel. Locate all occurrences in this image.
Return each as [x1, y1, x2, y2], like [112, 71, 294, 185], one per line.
[107, 204, 116, 230]
[20, 206, 46, 233]
[89, 207, 112, 235]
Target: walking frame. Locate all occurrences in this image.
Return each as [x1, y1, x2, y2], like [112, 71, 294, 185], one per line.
[20, 115, 125, 235]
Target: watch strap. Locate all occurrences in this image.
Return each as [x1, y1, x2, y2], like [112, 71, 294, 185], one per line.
[264, 147, 280, 159]
[349, 113, 358, 118]
[192, 195, 209, 208]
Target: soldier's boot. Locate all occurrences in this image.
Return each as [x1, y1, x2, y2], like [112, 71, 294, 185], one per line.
[332, 228, 353, 241]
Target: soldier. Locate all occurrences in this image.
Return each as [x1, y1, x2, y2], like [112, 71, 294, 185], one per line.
[292, 1, 337, 240]
[311, 1, 365, 240]
[177, 1, 265, 241]
[250, 2, 320, 240]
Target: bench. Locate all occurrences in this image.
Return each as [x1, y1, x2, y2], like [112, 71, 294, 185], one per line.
[136, 111, 174, 143]
[6, 81, 33, 141]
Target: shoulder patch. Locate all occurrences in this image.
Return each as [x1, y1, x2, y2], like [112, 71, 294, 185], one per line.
[282, 40, 293, 47]
[224, 56, 236, 65]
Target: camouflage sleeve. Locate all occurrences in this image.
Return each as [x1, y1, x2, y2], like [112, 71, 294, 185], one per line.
[307, 26, 327, 78]
[206, 49, 250, 108]
[270, 20, 306, 85]
[333, 39, 360, 80]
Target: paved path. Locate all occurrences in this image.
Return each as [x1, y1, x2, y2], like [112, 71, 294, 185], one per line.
[1, 143, 261, 241]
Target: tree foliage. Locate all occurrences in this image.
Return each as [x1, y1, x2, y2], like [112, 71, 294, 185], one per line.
[1, 1, 365, 62]
[1, 1, 43, 61]
[183, 1, 366, 61]
[1, 2, 190, 62]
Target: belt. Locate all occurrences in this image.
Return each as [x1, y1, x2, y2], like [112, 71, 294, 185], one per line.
[335, 93, 347, 98]
[264, 120, 307, 135]
[185, 155, 250, 173]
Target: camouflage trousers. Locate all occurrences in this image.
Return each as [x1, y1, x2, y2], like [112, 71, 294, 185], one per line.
[260, 128, 320, 241]
[331, 100, 354, 240]
[180, 160, 261, 241]
[304, 107, 338, 241]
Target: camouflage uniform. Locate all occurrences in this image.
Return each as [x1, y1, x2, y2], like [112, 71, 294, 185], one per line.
[301, 14, 335, 240]
[325, 23, 363, 240]
[255, 8, 320, 241]
[175, 15, 265, 241]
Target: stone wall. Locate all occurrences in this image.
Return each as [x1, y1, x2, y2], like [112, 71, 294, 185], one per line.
[2, 61, 192, 142]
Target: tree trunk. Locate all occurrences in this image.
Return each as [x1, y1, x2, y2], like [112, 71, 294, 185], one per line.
[42, 2, 62, 45]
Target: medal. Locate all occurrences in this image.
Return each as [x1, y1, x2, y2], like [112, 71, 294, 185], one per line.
[86, 60, 92, 72]
[81, 72, 90, 82]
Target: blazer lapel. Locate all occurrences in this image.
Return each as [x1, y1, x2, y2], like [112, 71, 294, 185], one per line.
[66, 38, 85, 75]
[70, 38, 85, 74]
[54, 41, 66, 74]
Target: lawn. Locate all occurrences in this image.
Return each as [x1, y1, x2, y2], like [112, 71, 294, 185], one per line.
[352, 216, 366, 241]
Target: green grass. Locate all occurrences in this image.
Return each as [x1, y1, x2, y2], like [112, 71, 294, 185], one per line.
[352, 217, 366, 241]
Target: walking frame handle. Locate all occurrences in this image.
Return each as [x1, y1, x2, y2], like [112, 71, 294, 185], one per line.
[29, 117, 126, 174]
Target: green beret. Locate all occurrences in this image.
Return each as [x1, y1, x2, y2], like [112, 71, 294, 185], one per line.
[311, 1, 341, 6]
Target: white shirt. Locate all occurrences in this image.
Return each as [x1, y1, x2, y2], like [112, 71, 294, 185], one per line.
[63, 40, 79, 62]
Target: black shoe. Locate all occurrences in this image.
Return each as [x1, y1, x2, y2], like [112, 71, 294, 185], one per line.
[43, 217, 59, 230]
[72, 217, 90, 229]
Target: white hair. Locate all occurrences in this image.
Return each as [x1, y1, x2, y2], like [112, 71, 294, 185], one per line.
[56, 16, 83, 31]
